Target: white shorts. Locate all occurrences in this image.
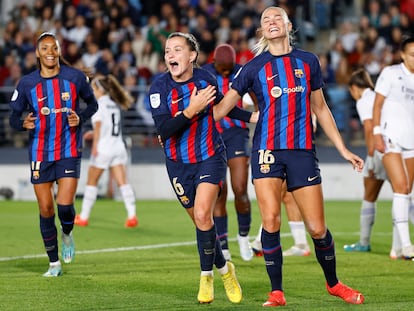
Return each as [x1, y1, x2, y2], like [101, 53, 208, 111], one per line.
[383, 135, 414, 159]
[362, 151, 387, 180]
[89, 148, 128, 169]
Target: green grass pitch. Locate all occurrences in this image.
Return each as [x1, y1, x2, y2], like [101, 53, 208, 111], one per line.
[1, 199, 413, 310]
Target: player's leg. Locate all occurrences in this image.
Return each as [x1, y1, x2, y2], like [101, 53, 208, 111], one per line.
[111, 164, 138, 227]
[76, 165, 104, 225]
[228, 156, 253, 261]
[213, 181, 231, 260]
[282, 182, 310, 256]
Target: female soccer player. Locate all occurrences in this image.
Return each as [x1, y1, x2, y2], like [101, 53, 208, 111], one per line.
[9, 32, 98, 277]
[203, 43, 254, 261]
[344, 69, 396, 256]
[75, 74, 138, 228]
[372, 35, 414, 260]
[215, 6, 364, 306]
[149, 32, 255, 304]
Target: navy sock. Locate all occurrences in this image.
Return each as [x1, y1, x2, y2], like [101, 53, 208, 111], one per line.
[214, 236, 227, 269]
[312, 229, 338, 287]
[237, 211, 251, 236]
[213, 215, 228, 250]
[40, 214, 58, 262]
[262, 228, 283, 291]
[196, 226, 216, 271]
[57, 204, 75, 234]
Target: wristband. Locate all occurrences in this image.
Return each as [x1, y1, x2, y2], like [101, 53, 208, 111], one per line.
[373, 126, 381, 135]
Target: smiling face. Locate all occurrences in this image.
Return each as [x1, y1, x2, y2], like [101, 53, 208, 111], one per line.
[36, 34, 61, 75]
[164, 35, 197, 82]
[401, 41, 414, 73]
[260, 7, 291, 41]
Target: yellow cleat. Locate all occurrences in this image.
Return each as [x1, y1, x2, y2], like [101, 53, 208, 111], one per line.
[197, 275, 214, 304]
[221, 262, 242, 303]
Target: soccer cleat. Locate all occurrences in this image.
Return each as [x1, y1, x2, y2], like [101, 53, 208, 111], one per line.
[283, 244, 311, 256]
[262, 290, 286, 307]
[402, 245, 414, 259]
[221, 262, 242, 303]
[390, 248, 402, 260]
[125, 216, 138, 228]
[327, 281, 364, 304]
[222, 249, 232, 261]
[42, 263, 62, 277]
[343, 242, 371, 252]
[74, 215, 88, 227]
[250, 239, 263, 256]
[61, 232, 75, 264]
[237, 234, 253, 261]
[197, 274, 214, 304]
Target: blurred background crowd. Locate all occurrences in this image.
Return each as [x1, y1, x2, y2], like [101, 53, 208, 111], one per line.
[0, 0, 413, 148]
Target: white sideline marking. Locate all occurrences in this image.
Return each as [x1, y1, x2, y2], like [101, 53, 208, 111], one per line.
[0, 231, 389, 262]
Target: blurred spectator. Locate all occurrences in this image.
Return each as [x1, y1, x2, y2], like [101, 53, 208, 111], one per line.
[21, 51, 37, 75]
[65, 15, 90, 47]
[81, 40, 102, 72]
[95, 48, 116, 75]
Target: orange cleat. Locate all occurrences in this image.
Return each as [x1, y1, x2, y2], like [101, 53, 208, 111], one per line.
[125, 216, 138, 228]
[263, 290, 286, 307]
[74, 215, 88, 227]
[327, 281, 364, 304]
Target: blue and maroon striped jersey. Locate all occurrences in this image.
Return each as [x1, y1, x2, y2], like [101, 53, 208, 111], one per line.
[202, 63, 247, 133]
[149, 68, 224, 163]
[9, 65, 96, 162]
[231, 49, 323, 151]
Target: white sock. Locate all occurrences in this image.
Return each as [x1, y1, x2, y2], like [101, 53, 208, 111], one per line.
[409, 199, 414, 225]
[392, 193, 411, 248]
[201, 270, 214, 277]
[80, 185, 98, 220]
[254, 224, 263, 242]
[217, 262, 229, 275]
[288, 221, 308, 246]
[120, 184, 136, 218]
[392, 222, 402, 251]
[360, 200, 376, 245]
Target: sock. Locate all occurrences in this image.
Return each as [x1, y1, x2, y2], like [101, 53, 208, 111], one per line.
[214, 234, 227, 270]
[196, 226, 216, 272]
[40, 214, 58, 262]
[409, 199, 414, 225]
[237, 211, 251, 237]
[359, 200, 376, 245]
[288, 221, 307, 246]
[261, 228, 283, 291]
[254, 224, 263, 243]
[392, 193, 411, 248]
[57, 204, 75, 235]
[120, 184, 136, 218]
[80, 185, 98, 220]
[392, 222, 402, 251]
[213, 215, 228, 250]
[312, 229, 338, 288]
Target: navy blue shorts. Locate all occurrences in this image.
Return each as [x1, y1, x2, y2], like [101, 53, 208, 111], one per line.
[166, 150, 227, 208]
[221, 127, 250, 160]
[251, 149, 321, 191]
[30, 157, 81, 184]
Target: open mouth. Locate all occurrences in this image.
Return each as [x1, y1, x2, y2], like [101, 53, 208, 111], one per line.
[169, 61, 179, 70]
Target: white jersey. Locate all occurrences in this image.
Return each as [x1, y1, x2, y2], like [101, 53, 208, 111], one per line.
[91, 94, 127, 158]
[374, 63, 414, 148]
[356, 88, 375, 122]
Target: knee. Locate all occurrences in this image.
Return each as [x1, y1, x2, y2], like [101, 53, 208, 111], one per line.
[306, 224, 326, 239]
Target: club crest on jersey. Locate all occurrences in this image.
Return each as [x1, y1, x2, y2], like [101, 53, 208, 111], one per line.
[294, 69, 304, 78]
[32, 170, 40, 180]
[179, 195, 190, 205]
[150, 93, 161, 108]
[260, 164, 270, 174]
[270, 86, 282, 98]
[40, 107, 51, 115]
[61, 92, 70, 101]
